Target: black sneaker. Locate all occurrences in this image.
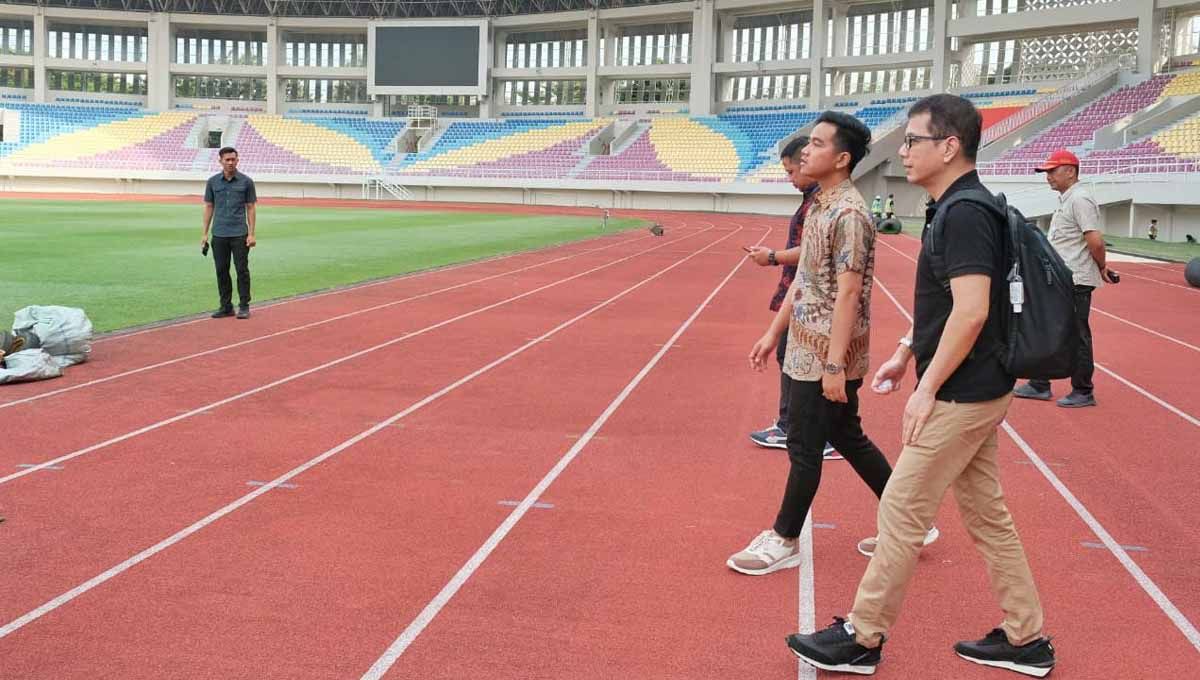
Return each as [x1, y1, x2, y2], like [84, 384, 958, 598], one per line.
[236, 306, 250, 319]
[211, 307, 234, 319]
[786, 617, 881, 675]
[1013, 383, 1052, 401]
[1057, 391, 1095, 408]
[955, 628, 1055, 678]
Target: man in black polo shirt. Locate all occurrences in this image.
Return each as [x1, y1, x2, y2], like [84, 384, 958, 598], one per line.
[202, 147, 257, 319]
[785, 95, 1054, 677]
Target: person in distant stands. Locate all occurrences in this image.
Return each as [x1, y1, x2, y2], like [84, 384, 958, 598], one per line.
[201, 147, 257, 319]
[1013, 149, 1107, 408]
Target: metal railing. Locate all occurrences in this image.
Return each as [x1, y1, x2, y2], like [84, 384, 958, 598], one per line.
[979, 154, 1199, 176]
[980, 54, 1133, 146]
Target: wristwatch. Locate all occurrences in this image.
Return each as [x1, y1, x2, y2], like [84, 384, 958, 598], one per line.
[823, 362, 845, 375]
[898, 336, 913, 349]
[767, 250, 778, 266]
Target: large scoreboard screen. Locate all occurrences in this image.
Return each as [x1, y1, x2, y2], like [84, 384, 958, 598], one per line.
[368, 21, 488, 96]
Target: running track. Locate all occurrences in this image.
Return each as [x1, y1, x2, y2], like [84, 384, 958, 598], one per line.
[0, 205, 1197, 679]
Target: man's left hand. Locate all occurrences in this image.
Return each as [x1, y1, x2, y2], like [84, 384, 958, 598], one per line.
[822, 371, 847, 403]
[246, 235, 256, 248]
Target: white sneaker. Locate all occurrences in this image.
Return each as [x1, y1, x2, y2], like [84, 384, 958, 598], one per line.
[856, 525, 941, 558]
[823, 443, 843, 460]
[727, 530, 803, 575]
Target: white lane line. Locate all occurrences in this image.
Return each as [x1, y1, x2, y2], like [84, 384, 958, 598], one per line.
[0, 224, 744, 642]
[89, 224, 672, 345]
[876, 239, 1200, 427]
[796, 511, 817, 680]
[1120, 270, 1198, 293]
[1001, 422, 1200, 652]
[1093, 363, 1200, 428]
[0, 231, 657, 411]
[872, 274, 1200, 655]
[0, 226, 715, 486]
[1091, 308, 1200, 355]
[360, 225, 769, 680]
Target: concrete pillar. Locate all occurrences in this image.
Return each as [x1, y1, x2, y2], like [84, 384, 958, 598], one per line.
[810, 0, 825, 108]
[931, 0, 948, 92]
[495, 29, 508, 69]
[720, 14, 735, 64]
[1137, 5, 1162, 75]
[266, 22, 280, 115]
[586, 15, 600, 117]
[146, 13, 171, 111]
[32, 10, 47, 103]
[831, 1, 847, 59]
[688, 0, 716, 116]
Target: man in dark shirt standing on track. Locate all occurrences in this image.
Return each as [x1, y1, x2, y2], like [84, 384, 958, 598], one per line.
[785, 94, 1055, 678]
[202, 147, 257, 320]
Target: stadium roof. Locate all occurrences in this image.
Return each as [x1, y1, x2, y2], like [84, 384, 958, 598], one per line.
[1, 0, 679, 18]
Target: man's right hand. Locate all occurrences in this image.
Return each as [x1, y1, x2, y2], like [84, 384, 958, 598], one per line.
[749, 333, 778, 371]
[871, 355, 908, 395]
[201, 238, 208, 248]
[745, 246, 774, 267]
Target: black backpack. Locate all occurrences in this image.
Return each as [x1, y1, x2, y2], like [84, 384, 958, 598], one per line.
[929, 189, 1079, 380]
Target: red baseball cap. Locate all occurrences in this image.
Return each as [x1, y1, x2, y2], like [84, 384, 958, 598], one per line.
[1035, 149, 1080, 172]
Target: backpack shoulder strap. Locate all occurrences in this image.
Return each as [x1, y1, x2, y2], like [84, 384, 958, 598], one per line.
[930, 189, 1003, 232]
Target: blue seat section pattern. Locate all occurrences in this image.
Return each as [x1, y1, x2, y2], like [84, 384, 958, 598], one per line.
[395, 118, 575, 166]
[0, 102, 146, 157]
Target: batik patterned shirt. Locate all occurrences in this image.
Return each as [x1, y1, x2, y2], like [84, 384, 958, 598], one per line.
[783, 178, 876, 382]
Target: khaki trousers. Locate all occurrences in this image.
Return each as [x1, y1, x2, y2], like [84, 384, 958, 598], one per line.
[849, 393, 1044, 647]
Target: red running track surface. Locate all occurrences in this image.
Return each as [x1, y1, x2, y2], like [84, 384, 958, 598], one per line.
[1, 207, 1197, 679]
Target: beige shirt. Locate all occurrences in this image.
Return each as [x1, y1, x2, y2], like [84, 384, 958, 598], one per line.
[783, 178, 875, 382]
[1049, 182, 1104, 289]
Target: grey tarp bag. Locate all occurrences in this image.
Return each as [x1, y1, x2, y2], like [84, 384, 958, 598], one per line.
[12, 305, 93, 368]
[0, 349, 63, 384]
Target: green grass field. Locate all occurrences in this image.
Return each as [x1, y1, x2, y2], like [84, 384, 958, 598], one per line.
[0, 200, 644, 333]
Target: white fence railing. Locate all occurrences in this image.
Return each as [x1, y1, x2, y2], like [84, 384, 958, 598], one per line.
[979, 155, 1199, 176]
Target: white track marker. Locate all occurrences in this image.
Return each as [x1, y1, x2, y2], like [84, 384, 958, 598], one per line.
[872, 274, 1200, 655]
[360, 225, 769, 679]
[0, 226, 714, 486]
[0, 225, 744, 641]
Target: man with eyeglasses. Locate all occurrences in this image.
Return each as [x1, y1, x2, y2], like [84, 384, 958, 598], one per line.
[785, 94, 1054, 677]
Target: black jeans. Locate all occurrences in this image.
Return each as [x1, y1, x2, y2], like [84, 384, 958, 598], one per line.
[1029, 284, 1094, 395]
[212, 235, 251, 310]
[776, 331, 790, 429]
[773, 378, 893, 539]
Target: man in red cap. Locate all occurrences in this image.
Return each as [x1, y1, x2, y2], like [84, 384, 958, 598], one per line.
[1014, 149, 1107, 407]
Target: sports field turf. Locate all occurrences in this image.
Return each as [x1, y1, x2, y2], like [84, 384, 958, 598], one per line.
[0, 200, 644, 333]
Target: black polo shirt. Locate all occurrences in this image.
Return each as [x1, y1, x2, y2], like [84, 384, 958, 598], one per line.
[912, 170, 1014, 403]
[204, 171, 257, 238]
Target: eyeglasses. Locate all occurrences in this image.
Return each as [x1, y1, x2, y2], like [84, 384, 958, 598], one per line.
[903, 134, 949, 149]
